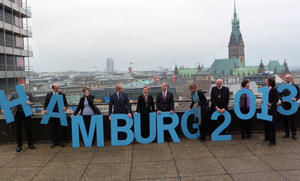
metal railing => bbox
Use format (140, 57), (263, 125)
(0, 97), (264, 119)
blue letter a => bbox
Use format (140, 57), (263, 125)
(40, 95), (68, 126)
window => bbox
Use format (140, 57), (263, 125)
(6, 55), (14, 70)
(0, 30), (4, 45)
(15, 35), (24, 48)
(16, 56), (24, 70)
(5, 33), (13, 47)
(14, 16), (23, 27)
(4, 9), (13, 24)
(0, 55), (5, 71)
(0, 79), (6, 89)
(0, 7), (3, 21)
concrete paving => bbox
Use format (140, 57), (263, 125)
(1, 132), (300, 181)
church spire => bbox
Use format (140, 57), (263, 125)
(234, 0), (237, 19)
(228, 0), (245, 67)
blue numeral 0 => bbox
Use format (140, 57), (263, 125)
(211, 111), (232, 141)
(234, 89), (256, 120)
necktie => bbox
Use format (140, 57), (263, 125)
(163, 92), (166, 102)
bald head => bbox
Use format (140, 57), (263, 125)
(285, 74), (293, 83)
(52, 83), (60, 92)
(216, 79), (223, 88)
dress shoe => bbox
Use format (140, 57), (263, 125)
(292, 135), (297, 140)
(28, 144), (35, 149)
(58, 143), (65, 147)
(283, 134), (289, 138)
(51, 143), (57, 148)
(268, 143), (276, 146)
(16, 147), (22, 152)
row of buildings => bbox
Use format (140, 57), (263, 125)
(174, 1), (290, 88)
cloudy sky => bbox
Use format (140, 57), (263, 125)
(29, 0), (300, 72)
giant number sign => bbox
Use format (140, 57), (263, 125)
(0, 84), (298, 147)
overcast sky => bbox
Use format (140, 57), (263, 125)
(29, 0), (300, 72)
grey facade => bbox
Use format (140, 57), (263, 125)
(0, 0), (32, 93)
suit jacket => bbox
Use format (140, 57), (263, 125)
(74, 95), (101, 115)
(156, 91), (174, 112)
(109, 92), (131, 115)
(190, 90), (208, 111)
(210, 86), (229, 111)
(269, 86), (279, 111)
(44, 92), (68, 112)
(10, 91), (33, 117)
(280, 83), (300, 110)
(136, 94), (155, 115)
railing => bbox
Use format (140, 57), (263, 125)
(0, 97), (264, 119)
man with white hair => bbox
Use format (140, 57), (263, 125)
(44, 83), (68, 148)
(210, 79), (230, 133)
(280, 74), (300, 140)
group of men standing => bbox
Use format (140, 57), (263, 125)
(2, 73), (300, 151)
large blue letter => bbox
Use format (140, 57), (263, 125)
(277, 84), (299, 116)
(257, 86), (272, 121)
(111, 114), (134, 146)
(234, 89), (256, 120)
(0, 85), (32, 124)
(40, 95), (68, 126)
(71, 115), (104, 148)
(134, 113), (156, 144)
(211, 111), (232, 141)
(157, 112), (180, 144)
(180, 109), (200, 139)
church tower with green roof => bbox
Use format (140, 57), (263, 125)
(228, 0), (245, 67)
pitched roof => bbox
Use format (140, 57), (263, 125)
(210, 58), (242, 76)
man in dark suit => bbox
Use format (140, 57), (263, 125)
(264, 77), (279, 146)
(210, 79), (230, 133)
(2, 84), (35, 152)
(44, 83), (68, 148)
(156, 83), (175, 141)
(109, 84), (132, 120)
(281, 74), (300, 140)
(156, 83), (174, 113)
(109, 84), (132, 140)
(136, 86), (155, 138)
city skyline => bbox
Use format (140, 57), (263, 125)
(30, 0), (300, 72)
